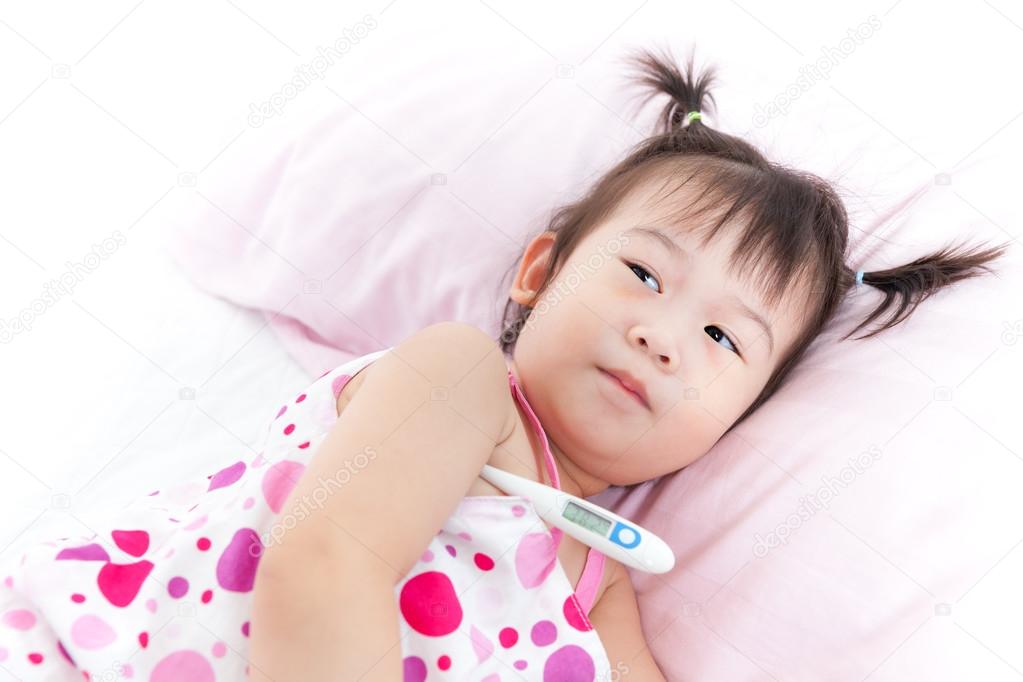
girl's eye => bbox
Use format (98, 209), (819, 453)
(705, 326), (740, 355)
(625, 261), (742, 356)
(627, 262), (661, 292)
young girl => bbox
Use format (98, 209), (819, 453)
(0, 47), (1009, 681)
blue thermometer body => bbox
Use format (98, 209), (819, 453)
(479, 464), (675, 574)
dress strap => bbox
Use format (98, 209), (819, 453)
(506, 369), (561, 491)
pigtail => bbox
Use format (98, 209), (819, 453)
(625, 44), (718, 135)
(842, 238), (1012, 341)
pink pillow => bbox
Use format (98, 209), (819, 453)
(167, 13), (1022, 680)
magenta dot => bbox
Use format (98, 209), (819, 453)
(241, 621), (250, 637)
(298, 441), (310, 449)
(167, 577), (189, 599)
(511, 504), (526, 517)
(437, 654), (451, 670)
(514, 659), (528, 670)
(201, 590), (213, 604)
(28, 652), (43, 664)
(275, 405), (287, 419)
(543, 644), (595, 681)
(499, 627), (518, 648)
(531, 619), (557, 646)
(399, 571), (463, 636)
(283, 423), (295, 435)
(473, 552), (495, 571)
(296, 393), (306, 403)
(70, 593), (85, 603)
(196, 537), (211, 551)
(421, 549), (434, 562)
(444, 545), (456, 557)
(403, 656), (427, 682)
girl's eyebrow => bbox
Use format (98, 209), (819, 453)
(624, 225), (776, 356)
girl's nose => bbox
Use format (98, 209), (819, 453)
(627, 326), (678, 372)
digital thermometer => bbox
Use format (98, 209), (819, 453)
(479, 464), (675, 574)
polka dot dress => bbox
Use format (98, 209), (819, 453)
(0, 347), (612, 680)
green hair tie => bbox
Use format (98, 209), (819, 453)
(687, 111), (702, 123)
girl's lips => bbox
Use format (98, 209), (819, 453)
(598, 368), (649, 410)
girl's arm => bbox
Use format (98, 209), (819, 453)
(588, 562), (669, 681)
(248, 322), (515, 681)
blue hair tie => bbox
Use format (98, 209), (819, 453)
(855, 270), (865, 286)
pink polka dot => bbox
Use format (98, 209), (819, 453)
(283, 423), (295, 435)
(196, 537), (211, 551)
(145, 599), (158, 613)
(542, 644), (594, 681)
(201, 590), (213, 604)
(2, 608), (36, 630)
(70, 614), (116, 650)
(216, 528), (262, 592)
(276, 405), (287, 419)
(437, 655), (451, 670)
(241, 621), (250, 637)
(211, 641), (227, 658)
(70, 593), (85, 603)
(297, 441), (310, 449)
(399, 571), (463, 636)
(421, 549), (434, 562)
(481, 675), (501, 682)
(296, 393), (306, 403)
(207, 461), (246, 492)
(261, 460), (305, 513)
(457, 531), (472, 541)
(530, 619), (557, 646)
(242, 497), (255, 509)
(474, 552), (495, 571)
(403, 656), (427, 682)
(27, 652), (43, 664)
(150, 650), (214, 682)
(184, 515), (207, 531)
(168, 577), (189, 599)
(445, 545), (456, 557)
(511, 504), (526, 517)
(470, 625), (493, 662)
(499, 627), (518, 648)
(514, 659), (528, 670)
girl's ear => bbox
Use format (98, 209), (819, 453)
(510, 231), (557, 307)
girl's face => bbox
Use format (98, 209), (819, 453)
(507, 180), (807, 491)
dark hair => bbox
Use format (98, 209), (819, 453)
(497, 44), (1011, 435)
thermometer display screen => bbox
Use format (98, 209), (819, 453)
(563, 501), (612, 535)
